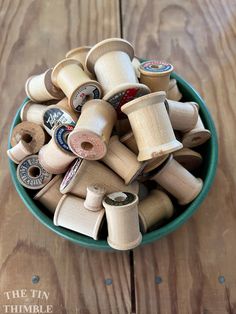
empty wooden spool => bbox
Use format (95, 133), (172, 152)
(139, 60), (174, 92)
(121, 92), (183, 161)
(152, 155), (203, 205)
(182, 116), (211, 148)
(84, 185), (106, 211)
(166, 79), (182, 101)
(68, 99), (117, 160)
(173, 148), (203, 172)
(7, 140), (32, 164)
(11, 121), (46, 154)
(20, 100), (47, 126)
(43, 103), (78, 136)
(51, 58), (102, 113)
(34, 175), (63, 214)
(25, 68), (64, 102)
(102, 135), (145, 184)
(54, 194), (105, 240)
(165, 99), (199, 131)
(60, 158), (139, 198)
(38, 124), (76, 174)
(65, 46), (94, 79)
(85, 38), (150, 116)
(103, 192), (142, 250)
(139, 189), (174, 233)
(17, 155), (52, 190)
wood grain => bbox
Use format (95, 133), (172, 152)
(0, 1), (131, 314)
(122, 0), (236, 313)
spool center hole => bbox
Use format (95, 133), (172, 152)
(81, 141), (93, 151)
(84, 95), (92, 102)
(29, 166), (40, 177)
(151, 64), (161, 69)
(22, 133), (32, 143)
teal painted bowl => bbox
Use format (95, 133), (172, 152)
(8, 72), (218, 250)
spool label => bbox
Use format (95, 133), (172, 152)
(140, 61), (173, 73)
(18, 156), (52, 189)
(54, 124), (74, 153)
(60, 158), (82, 191)
(43, 108), (75, 135)
(107, 88), (146, 119)
(72, 84), (101, 112)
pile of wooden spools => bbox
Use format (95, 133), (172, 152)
(8, 38), (211, 250)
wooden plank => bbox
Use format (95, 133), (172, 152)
(122, 0), (236, 313)
(0, 1), (131, 313)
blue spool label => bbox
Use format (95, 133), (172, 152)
(54, 124), (74, 153)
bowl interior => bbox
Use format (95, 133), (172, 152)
(8, 72), (218, 250)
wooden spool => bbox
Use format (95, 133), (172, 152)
(68, 99), (117, 160)
(38, 124), (76, 174)
(85, 38), (150, 117)
(7, 140), (32, 164)
(103, 192), (142, 250)
(34, 175), (63, 214)
(11, 121), (46, 154)
(54, 194), (105, 240)
(182, 116), (211, 148)
(121, 92), (183, 161)
(152, 155), (203, 205)
(17, 155), (52, 190)
(115, 118), (131, 136)
(102, 135), (145, 184)
(139, 189), (174, 233)
(84, 185), (106, 211)
(55, 97), (80, 118)
(25, 68), (64, 102)
(51, 58), (102, 113)
(65, 46), (94, 79)
(20, 100), (47, 125)
(165, 99), (199, 131)
(132, 56), (141, 78)
(166, 79), (182, 101)
(43, 103), (78, 136)
(173, 148), (203, 172)
(60, 158), (139, 198)
(139, 60), (174, 92)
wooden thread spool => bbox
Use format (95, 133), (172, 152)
(102, 135), (145, 184)
(152, 155), (203, 205)
(34, 175), (63, 214)
(7, 140), (32, 164)
(182, 116), (211, 148)
(139, 189), (174, 233)
(60, 158), (139, 198)
(173, 148), (203, 172)
(20, 100), (47, 125)
(120, 131), (169, 175)
(54, 194), (105, 240)
(68, 99), (117, 160)
(84, 185), (106, 211)
(165, 99), (199, 131)
(38, 124), (76, 174)
(103, 192), (142, 250)
(65, 46), (95, 79)
(85, 38), (150, 117)
(121, 92), (183, 161)
(132, 56), (141, 78)
(166, 79), (182, 101)
(115, 118), (131, 136)
(25, 68), (64, 102)
(139, 60), (174, 92)
(17, 155), (52, 190)
(43, 103), (78, 136)
(51, 58), (102, 113)
(55, 97), (80, 118)
(11, 121), (46, 154)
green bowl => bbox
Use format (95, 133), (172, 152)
(8, 72), (218, 250)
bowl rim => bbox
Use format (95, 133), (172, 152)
(8, 71), (218, 251)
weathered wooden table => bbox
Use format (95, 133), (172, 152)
(0, 1), (235, 313)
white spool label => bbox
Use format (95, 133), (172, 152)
(43, 108), (75, 135)
(71, 85), (101, 112)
